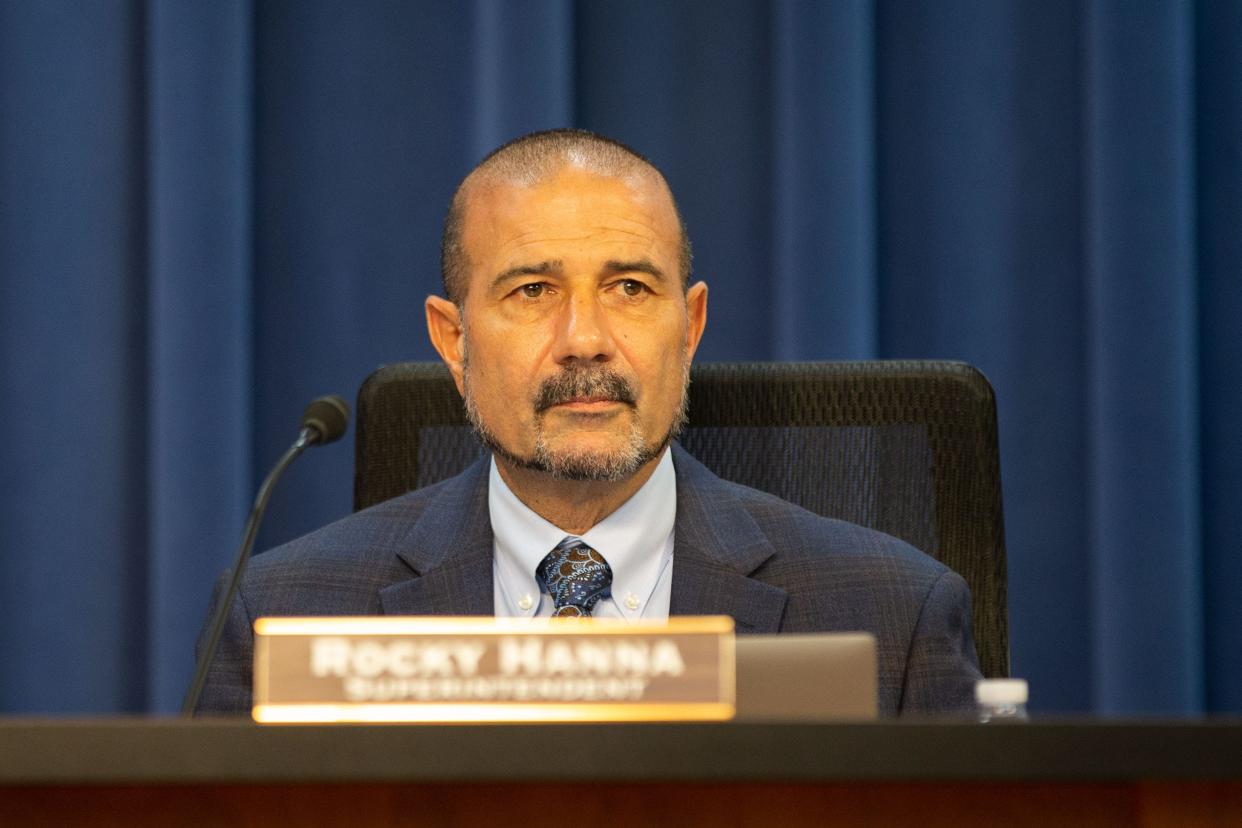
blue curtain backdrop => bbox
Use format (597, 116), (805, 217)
(0, 0), (1237, 715)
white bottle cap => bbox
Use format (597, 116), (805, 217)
(975, 678), (1029, 705)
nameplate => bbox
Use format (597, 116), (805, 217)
(252, 616), (735, 724)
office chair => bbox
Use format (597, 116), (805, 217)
(353, 361), (1009, 678)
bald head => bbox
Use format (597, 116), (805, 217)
(440, 128), (692, 304)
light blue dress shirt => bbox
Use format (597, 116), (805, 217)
(489, 448), (676, 621)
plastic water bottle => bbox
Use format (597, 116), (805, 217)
(975, 678), (1029, 722)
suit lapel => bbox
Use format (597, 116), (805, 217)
(375, 446), (790, 629)
(668, 445), (788, 633)
(379, 457), (495, 616)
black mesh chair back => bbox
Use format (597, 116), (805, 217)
(354, 361), (1009, 677)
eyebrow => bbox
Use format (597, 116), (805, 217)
(490, 258), (668, 291)
(491, 260), (564, 292)
(602, 259), (667, 282)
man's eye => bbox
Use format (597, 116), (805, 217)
(620, 279), (645, 297)
(520, 283), (545, 298)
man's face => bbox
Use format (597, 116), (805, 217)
(428, 165), (707, 481)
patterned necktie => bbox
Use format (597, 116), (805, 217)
(536, 536), (613, 617)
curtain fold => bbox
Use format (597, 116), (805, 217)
(1084, 0), (1202, 714)
(145, 0), (255, 714)
(1196, 0), (1242, 713)
(1, 0), (1237, 714)
(0, 1), (149, 712)
(469, 0), (575, 159)
(875, 0), (1094, 710)
(771, 0), (876, 360)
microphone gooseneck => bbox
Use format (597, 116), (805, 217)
(181, 395), (350, 716)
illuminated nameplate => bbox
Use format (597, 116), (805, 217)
(252, 616), (735, 724)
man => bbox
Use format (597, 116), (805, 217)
(195, 128), (982, 715)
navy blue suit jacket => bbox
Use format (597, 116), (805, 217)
(196, 444), (982, 715)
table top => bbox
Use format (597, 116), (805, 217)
(2, 718), (1241, 785)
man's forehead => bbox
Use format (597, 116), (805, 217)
(458, 166), (681, 263)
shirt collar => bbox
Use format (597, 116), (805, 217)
(489, 449), (676, 613)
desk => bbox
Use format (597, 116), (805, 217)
(2, 719), (1240, 826)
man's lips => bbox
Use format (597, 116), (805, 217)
(533, 367), (638, 412)
(553, 396), (624, 408)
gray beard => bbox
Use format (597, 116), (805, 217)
(462, 359), (689, 482)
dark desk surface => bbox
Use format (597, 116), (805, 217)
(2, 718), (1240, 785)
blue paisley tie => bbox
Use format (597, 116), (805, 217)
(536, 536), (613, 617)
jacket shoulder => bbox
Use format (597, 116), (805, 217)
(708, 472), (949, 581)
(236, 474), (458, 613)
(253, 482), (438, 568)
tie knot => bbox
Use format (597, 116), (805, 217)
(536, 537), (612, 617)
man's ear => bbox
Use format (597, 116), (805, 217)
(684, 281), (709, 360)
(425, 295), (466, 395)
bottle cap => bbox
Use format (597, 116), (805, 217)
(975, 678), (1029, 705)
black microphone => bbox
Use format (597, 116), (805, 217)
(181, 394), (350, 716)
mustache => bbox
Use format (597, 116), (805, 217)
(534, 365), (638, 412)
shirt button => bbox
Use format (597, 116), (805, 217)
(625, 592), (641, 611)
(518, 594), (533, 611)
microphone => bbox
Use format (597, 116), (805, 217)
(181, 394), (350, 716)
(300, 395), (349, 446)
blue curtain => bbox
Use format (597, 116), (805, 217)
(1, 0), (1237, 716)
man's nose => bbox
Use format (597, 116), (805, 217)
(553, 291), (616, 364)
